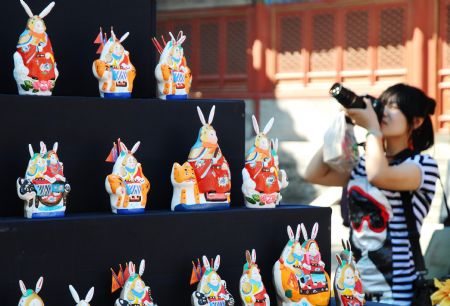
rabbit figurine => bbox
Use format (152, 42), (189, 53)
(105, 139), (150, 214)
(239, 249), (270, 306)
(18, 277), (44, 306)
(334, 240), (365, 306)
(14, 0), (58, 96)
(191, 255), (235, 306)
(17, 141), (70, 218)
(171, 105), (231, 211)
(242, 116), (288, 208)
(69, 285), (95, 306)
(112, 259), (157, 306)
(152, 31), (192, 100)
(93, 28), (136, 98)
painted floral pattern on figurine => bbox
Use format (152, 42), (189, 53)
(242, 116), (288, 208)
(93, 28), (136, 99)
(239, 249), (270, 306)
(334, 240), (365, 306)
(14, 0), (58, 96)
(18, 277), (44, 306)
(105, 139), (150, 214)
(191, 255), (235, 306)
(17, 141), (70, 219)
(69, 285), (95, 306)
(273, 223), (331, 306)
(171, 106), (231, 211)
(111, 260), (157, 306)
(152, 31), (192, 100)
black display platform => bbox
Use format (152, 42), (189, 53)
(330, 298), (390, 305)
(0, 205), (331, 305)
(0, 94), (245, 217)
(2, 0), (156, 97)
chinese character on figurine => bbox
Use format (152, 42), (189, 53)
(111, 260), (157, 306)
(152, 31), (192, 100)
(171, 105), (231, 211)
(239, 249), (270, 306)
(17, 141), (70, 218)
(18, 277), (44, 306)
(273, 223), (331, 306)
(105, 139), (150, 214)
(334, 240), (365, 306)
(69, 285), (95, 306)
(190, 255), (234, 306)
(14, 0), (58, 96)
(93, 28), (136, 98)
(242, 115), (288, 208)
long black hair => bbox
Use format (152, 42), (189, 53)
(378, 83), (436, 152)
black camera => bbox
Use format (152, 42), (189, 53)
(329, 83), (384, 123)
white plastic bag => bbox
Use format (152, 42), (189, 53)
(323, 111), (359, 172)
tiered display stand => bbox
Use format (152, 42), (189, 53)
(0, 95), (332, 305)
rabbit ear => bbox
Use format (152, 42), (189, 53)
(177, 35), (186, 45)
(311, 222), (319, 240)
(53, 142), (58, 153)
(262, 117), (274, 135)
(69, 285), (80, 303)
(139, 259), (145, 276)
(169, 32), (176, 42)
(38, 1), (55, 18)
(85, 286), (95, 303)
(273, 138), (279, 152)
(341, 239), (347, 250)
(28, 144), (34, 157)
(119, 32), (130, 43)
(19, 280), (27, 295)
(251, 249), (256, 263)
(202, 256), (210, 270)
(111, 28), (117, 41)
(346, 240), (352, 252)
(245, 250), (251, 265)
(40, 141), (47, 155)
(252, 115), (260, 134)
(131, 141), (140, 154)
(35, 276), (43, 294)
(20, 0), (34, 18)
(301, 223), (308, 241)
(120, 142), (129, 153)
(295, 224), (301, 242)
(208, 105), (215, 125)
(287, 225), (295, 241)
(336, 254), (342, 266)
(213, 255), (220, 271)
(197, 106), (207, 125)
(129, 261), (135, 275)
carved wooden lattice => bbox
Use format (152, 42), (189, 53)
(226, 20), (247, 74)
(344, 10), (369, 70)
(311, 13), (335, 71)
(200, 22), (219, 75)
(378, 7), (405, 69)
(278, 15), (302, 73)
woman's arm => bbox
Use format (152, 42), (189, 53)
(303, 146), (350, 187)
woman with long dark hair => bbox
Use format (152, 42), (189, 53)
(304, 84), (439, 305)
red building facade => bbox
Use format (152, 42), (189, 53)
(158, 0), (450, 131)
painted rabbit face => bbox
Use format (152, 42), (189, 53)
(27, 17), (46, 34)
(170, 45), (183, 62)
(208, 272), (221, 287)
(112, 42), (124, 57)
(255, 134), (269, 151)
(132, 277), (145, 293)
(308, 241), (319, 256)
(344, 267), (355, 287)
(48, 152), (59, 165)
(200, 126), (218, 144)
(249, 266), (261, 282)
(124, 154), (137, 170)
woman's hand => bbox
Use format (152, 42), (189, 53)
(345, 98), (381, 131)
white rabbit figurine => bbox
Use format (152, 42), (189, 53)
(105, 139), (150, 214)
(191, 255), (234, 306)
(18, 277), (44, 306)
(69, 285), (94, 306)
(171, 106), (231, 211)
(14, 0), (58, 95)
(239, 249), (270, 306)
(17, 141), (70, 218)
(242, 115), (288, 208)
(152, 31), (192, 100)
(112, 259), (157, 306)
(93, 28), (136, 98)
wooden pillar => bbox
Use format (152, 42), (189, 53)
(409, 0), (428, 90)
